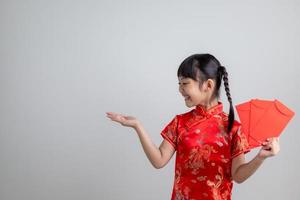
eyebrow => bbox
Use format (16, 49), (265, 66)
(178, 78), (189, 81)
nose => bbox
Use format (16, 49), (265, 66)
(179, 85), (184, 94)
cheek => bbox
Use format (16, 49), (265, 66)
(184, 87), (193, 95)
(190, 88), (203, 99)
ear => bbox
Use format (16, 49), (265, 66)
(206, 79), (215, 91)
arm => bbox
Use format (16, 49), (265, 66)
(134, 122), (176, 169)
(231, 137), (280, 184)
(106, 112), (176, 169)
(231, 153), (265, 183)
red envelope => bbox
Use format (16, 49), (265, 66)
(235, 99), (295, 149)
(249, 99), (273, 148)
(235, 101), (255, 147)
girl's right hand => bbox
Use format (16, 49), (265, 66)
(106, 112), (140, 129)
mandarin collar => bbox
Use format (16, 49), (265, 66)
(195, 101), (223, 118)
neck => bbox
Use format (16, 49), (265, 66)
(201, 99), (219, 110)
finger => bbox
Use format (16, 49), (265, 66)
(111, 117), (124, 124)
(264, 138), (274, 144)
(107, 114), (124, 123)
(272, 137), (279, 143)
(262, 141), (267, 146)
(262, 143), (270, 148)
(262, 140), (271, 146)
(107, 112), (124, 120)
(268, 139), (278, 146)
(106, 115), (113, 120)
(264, 138), (270, 144)
(262, 146), (272, 151)
(106, 113), (117, 120)
(264, 144), (272, 149)
(106, 112), (119, 116)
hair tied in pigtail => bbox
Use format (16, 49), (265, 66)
(218, 66), (225, 77)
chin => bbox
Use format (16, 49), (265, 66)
(185, 102), (195, 108)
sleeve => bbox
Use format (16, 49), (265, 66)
(160, 115), (179, 150)
(231, 124), (251, 159)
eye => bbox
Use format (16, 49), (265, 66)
(178, 82), (188, 85)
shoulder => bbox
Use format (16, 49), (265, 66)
(164, 109), (196, 127)
(220, 111), (242, 134)
(176, 109), (196, 120)
(220, 111), (241, 124)
(229, 120), (243, 139)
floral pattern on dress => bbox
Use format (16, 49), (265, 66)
(161, 101), (250, 200)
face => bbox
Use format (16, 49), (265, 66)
(178, 76), (213, 107)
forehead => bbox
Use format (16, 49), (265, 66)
(178, 76), (193, 81)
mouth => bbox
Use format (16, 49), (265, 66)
(183, 95), (191, 101)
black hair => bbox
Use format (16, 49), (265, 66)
(177, 53), (234, 133)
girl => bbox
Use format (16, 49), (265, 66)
(106, 54), (280, 200)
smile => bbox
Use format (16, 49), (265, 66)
(183, 96), (190, 100)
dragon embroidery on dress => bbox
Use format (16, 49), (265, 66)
(185, 144), (217, 174)
(206, 166), (230, 200)
(161, 102), (249, 199)
(232, 126), (249, 156)
(174, 166), (196, 200)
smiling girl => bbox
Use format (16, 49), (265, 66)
(106, 53), (280, 200)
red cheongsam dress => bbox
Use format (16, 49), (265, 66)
(160, 101), (250, 200)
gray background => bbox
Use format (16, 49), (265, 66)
(1, 0), (299, 199)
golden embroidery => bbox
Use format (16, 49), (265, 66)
(232, 126), (250, 157)
(206, 166), (231, 200)
(197, 176), (207, 182)
(161, 102), (246, 199)
(185, 144), (217, 174)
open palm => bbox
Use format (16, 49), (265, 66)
(106, 112), (139, 128)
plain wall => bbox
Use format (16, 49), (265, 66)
(1, 0), (299, 199)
